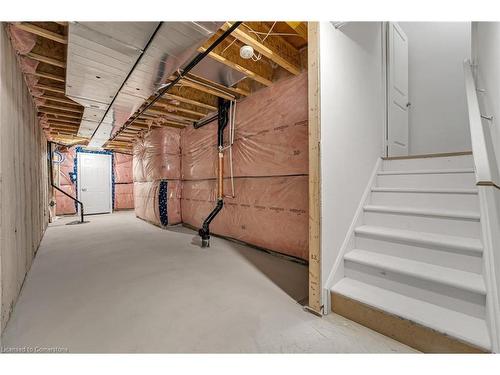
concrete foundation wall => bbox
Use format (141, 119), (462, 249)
(0, 23), (49, 333)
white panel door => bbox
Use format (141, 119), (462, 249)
(77, 153), (112, 215)
(387, 22), (409, 156)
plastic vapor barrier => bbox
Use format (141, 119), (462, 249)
(133, 128), (182, 225)
(132, 72), (308, 259)
(181, 72), (309, 259)
(133, 180), (182, 226)
(114, 153), (134, 210)
(55, 148), (77, 215)
(182, 176), (308, 259)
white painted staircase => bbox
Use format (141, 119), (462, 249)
(331, 154), (491, 352)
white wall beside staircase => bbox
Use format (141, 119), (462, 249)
(319, 22), (385, 297)
(399, 22), (472, 155)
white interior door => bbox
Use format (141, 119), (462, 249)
(77, 153), (112, 215)
(387, 22), (409, 156)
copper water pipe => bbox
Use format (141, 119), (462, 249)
(217, 151), (224, 199)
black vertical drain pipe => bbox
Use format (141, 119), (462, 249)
(47, 141), (85, 223)
(198, 98), (230, 247)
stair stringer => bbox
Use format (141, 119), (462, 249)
(322, 157), (382, 314)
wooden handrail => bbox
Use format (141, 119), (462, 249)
(463, 59), (500, 189)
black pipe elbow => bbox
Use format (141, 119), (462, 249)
(198, 199), (224, 247)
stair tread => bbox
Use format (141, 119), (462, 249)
(332, 278), (491, 350)
(363, 204), (480, 220)
(378, 168), (475, 175)
(355, 225), (483, 254)
(372, 187), (478, 194)
(345, 249), (486, 294)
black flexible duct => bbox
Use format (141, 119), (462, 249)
(198, 98), (230, 247)
(47, 141), (85, 223)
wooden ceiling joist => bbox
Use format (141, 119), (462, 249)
(41, 95), (79, 106)
(38, 109), (81, 120)
(285, 22), (308, 41)
(175, 78), (234, 100)
(48, 126), (78, 133)
(157, 100), (207, 117)
(146, 107), (195, 121)
(15, 22), (67, 44)
(189, 72), (248, 97)
(26, 52), (66, 68)
(50, 129), (78, 136)
(222, 22), (302, 75)
(35, 84), (65, 94)
(46, 118), (79, 125)
(39, 104), (83, 114)
(157, 121), (187, 129)
(199, 33), (274, 87)
(115, 133), (135, 139)
(46, 117), (81, 125)
(163, 92), (217, 112)
(32, 71), (65, 83)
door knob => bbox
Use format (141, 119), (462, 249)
(406, 102), (411, 108)
(82, 188), (87, 192)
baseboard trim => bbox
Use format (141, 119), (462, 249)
(382, 151), (472, 161)
(331, 291), (488, 353)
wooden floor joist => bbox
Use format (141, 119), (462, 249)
(38, 110), (81, 120)
(163, 92), (217, 112)
(46, 118), (81, 125)
(176, 78), (235, 100)
(33, 71), (65, 83)
(222, 22), (302, 75)
(26, 52), (66, 68)
(35, 84), (65, 94)
(26, 21), (308, 144)
(157, 101), (207, 117)
(199, 33), (274, 87)
(15, 22), (67, 44)
(39, 104), (83, 114)
(42, 95), (80, 106)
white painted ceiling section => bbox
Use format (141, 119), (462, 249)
(65, 22), (222, 148)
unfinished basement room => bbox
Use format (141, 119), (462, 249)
(0, 19), (411, 354)
(2, 3), (500, 368)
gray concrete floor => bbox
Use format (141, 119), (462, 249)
(1, 211), (416, 353)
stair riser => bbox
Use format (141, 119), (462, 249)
(344, 261), (486, 318)
(331, 291), (488, 353)
(363, 211), (481, 239)
(382, 155), (474, 171)
(376, 173), (476, 189)
(370, 191), (479, 212)
(355, 235), (483, 273)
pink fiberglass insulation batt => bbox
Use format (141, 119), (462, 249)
(132, 72), (308, 259)
(55, 186), (77, 215)
(133, 128), (181, 182)
(180, 72), (308, 259)
(114, 153), (134, 210)
(7, 24), (37, 55)
(55, 148), (77, 215)
(133, 180), (182, 226)
(115, 183), (134, 210)
(133, 127), (182, 225)
(114, 153), (133, 183)
(181, 72), (308, 180)
(181, 176), (308, 260)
